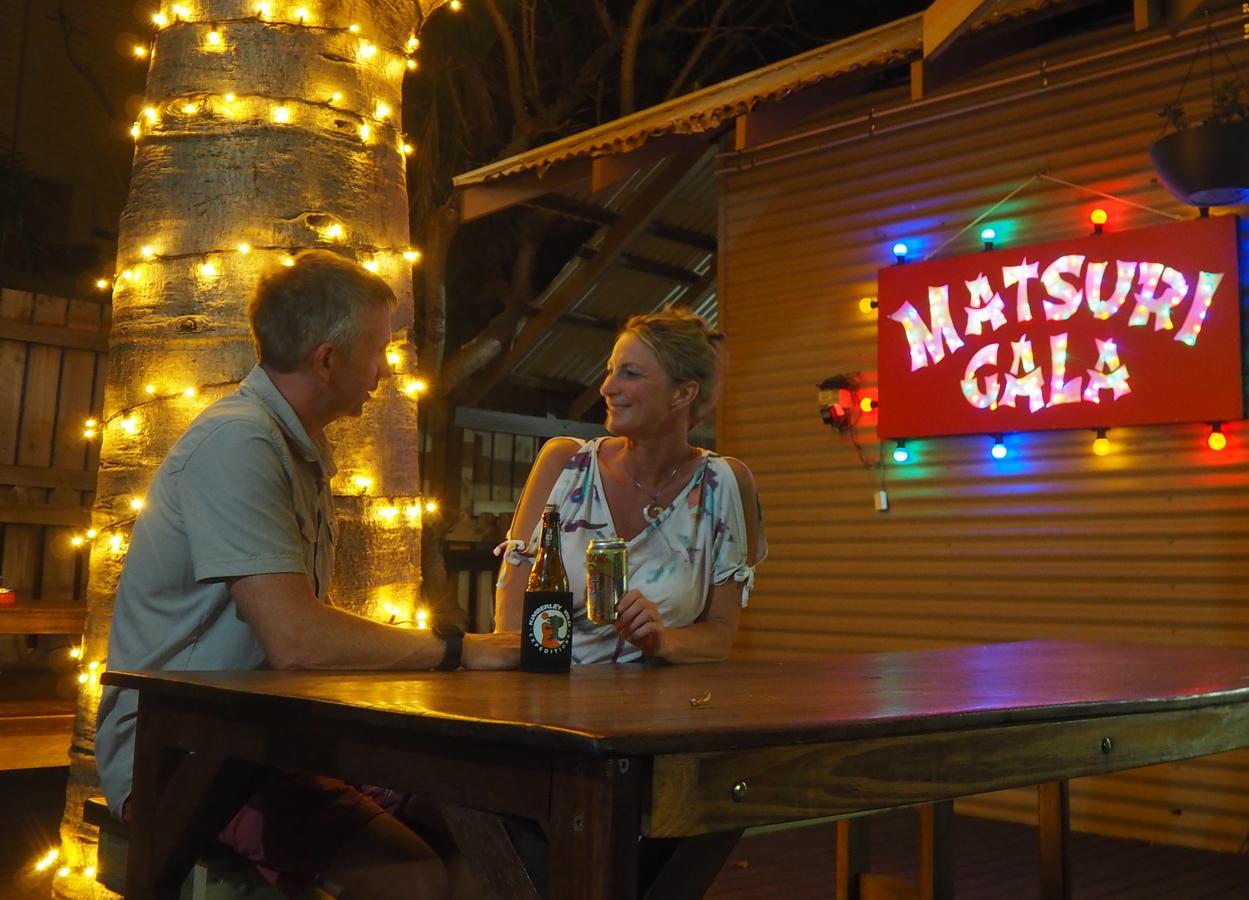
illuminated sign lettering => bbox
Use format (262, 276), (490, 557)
(876, 216), (1242, 439)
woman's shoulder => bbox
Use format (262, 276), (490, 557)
(704, 452), (756, 497)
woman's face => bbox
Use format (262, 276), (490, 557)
(601, 333), (687, 436)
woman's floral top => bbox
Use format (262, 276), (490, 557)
(497, 437), (766, 664)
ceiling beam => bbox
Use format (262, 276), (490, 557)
(923, 0), (994, 62)
(572, 247), (703, 284)
(457, 158), (591, 223)
(458, 141), (715, 408)
(526, 194), (717, 251)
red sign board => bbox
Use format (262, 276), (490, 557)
(876, 216), (1242, 439)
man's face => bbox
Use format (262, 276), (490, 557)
(327, 303), (391, 420)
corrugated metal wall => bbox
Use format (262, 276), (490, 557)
(718, 7), (1249, 852)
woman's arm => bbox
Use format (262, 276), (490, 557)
(493, 436), (582, 632)
(616, 457), (762, 663)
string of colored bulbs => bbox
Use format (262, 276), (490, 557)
(858, 206), (1232, 463)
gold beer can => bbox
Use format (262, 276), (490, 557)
(586, 538), (627, 625)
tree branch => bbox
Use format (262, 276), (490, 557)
(663, 0), (740, 101)
(51, 4), (117, 119)
(481, 0), (534, 131)
(620, 0), (659, 115)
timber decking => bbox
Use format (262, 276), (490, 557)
(707, 810), (1249, 899)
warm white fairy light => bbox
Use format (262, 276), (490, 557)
(449, 0), (462, 10)
(294, 7), (310, 23)
(198, 261), (219, 278)
(348, 23), (360, 33)
(120, 415), (139, 435)
(133, 45), (148, 59)
(83, 418), (97, 439)
(324, 223), (345, 240)
(402, 377), (427, 396)
(402, 142), (414, 156)
(130, 497), (145, 511)
(330, 91), (343, 104)
(152, 12), (169, 27)
(206, 30), (223, 47)
(416, 608), (429, 629)
(145, 384), (157, 394)
(71, 535), (85, 547)
(86, 529), (97, 539)
(387, 351), (401, 367)
(140, 245), (156, 260)
(280, 255), (295, 266)
(405, 504), (421, 521)
(358, 40), (377, 59)
(374, 101), (391, 119)
(272, 104), (291, 123)
(406, 35), (420, 52)
(144, 106), (158, 123)
(402, 248), (421, 262)
(171, 4), (191, 18)
(353, 475), (373, 492)
(183, 386), (197, 398)
(130, 122), (141, 139)
(406, 58), (418, 71)
(109, 534), (125, 553)
(224, 92), (235, 103)
(96, 278), (111, 290)
(255, 2), (271, 18)
(363, 258), (380, 272)
(56, 866), (71, 878)
(237, 242), (251, 254)
(359, 123), (371, 141)
(423, 499), (438, 514)
(70, 645), (82, 660)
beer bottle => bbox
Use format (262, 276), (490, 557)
(528, 504), (568, 592)
(521, 503), (573, 672)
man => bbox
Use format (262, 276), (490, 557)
(96, 250), (517, 898)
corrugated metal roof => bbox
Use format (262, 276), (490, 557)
(452, 0), (1073, 188)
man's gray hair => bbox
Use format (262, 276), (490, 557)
(248, 250), (397, 372)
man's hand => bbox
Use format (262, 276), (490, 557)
(462, 632), (521, 670)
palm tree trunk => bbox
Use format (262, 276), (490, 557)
(52, 2), (449, 893)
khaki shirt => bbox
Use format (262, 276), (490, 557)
(96, 365), (337, 816)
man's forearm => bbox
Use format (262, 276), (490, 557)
(275, 601), (446, 670)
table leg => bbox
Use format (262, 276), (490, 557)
(1038, 780), (1072, 900)
(640, 831), (743, 900)
(836, 817), (870, 900)
(546, 756), (640, 900)
(439, 804), (542, 900)
(919, 801), (954, 900)
(125, 695), (261, 900)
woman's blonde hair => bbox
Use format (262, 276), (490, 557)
(248, 249), (396, 372)
(621, 307), (724, 427)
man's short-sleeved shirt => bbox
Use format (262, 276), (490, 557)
(95, 365), (337, 816)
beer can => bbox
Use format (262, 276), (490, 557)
(586, 538), (627, 625)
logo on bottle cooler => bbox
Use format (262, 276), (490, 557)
(526, 604), (570, 654)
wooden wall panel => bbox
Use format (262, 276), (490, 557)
(0, 287), (107, 609)
(718, 8), (1249, 852)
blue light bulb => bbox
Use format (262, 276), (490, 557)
(893, 442), (910, 463)
(991, 439), (1007, 460)
(892, 242), (908, 259)
(981, 227), (996, 242)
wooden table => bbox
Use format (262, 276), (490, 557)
(104, 640), (1249, 900)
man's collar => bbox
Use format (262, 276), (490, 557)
(239, 365), (337, 476)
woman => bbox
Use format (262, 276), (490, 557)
(495, 307), (766, 664)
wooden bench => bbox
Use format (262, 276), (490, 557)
(83, 797), (283, 900)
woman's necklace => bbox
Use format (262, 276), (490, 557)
(627, 450), (693, 523)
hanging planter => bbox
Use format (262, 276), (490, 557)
(1148, 22), (1249, 208)
(1150, 118), (1249, 207)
